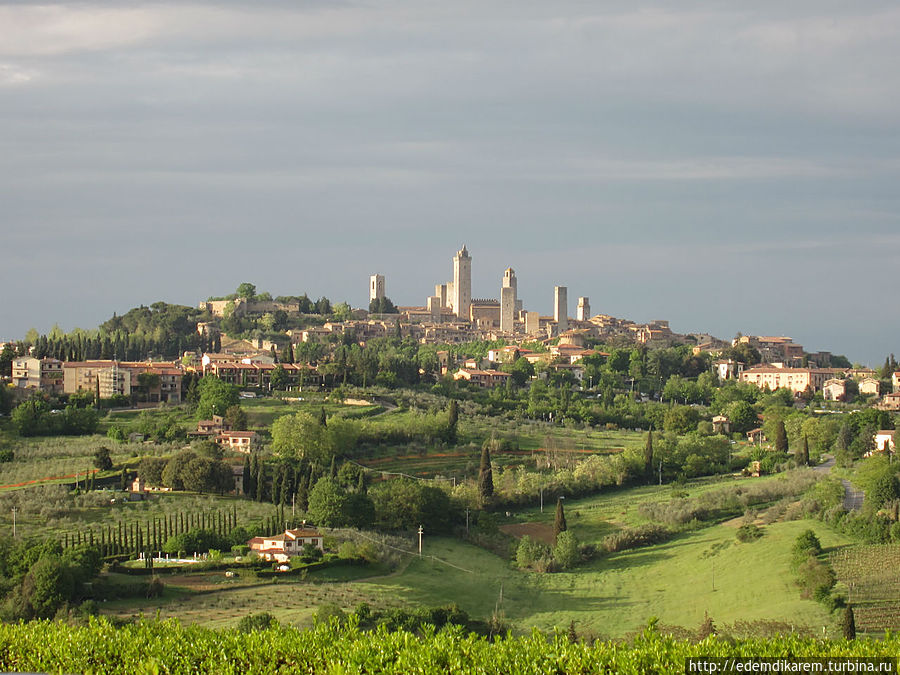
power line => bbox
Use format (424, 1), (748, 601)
(345, 529), (473, 574)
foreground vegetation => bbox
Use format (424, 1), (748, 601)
(0, 618), (896, 675)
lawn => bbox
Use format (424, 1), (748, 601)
(362, 518), (851, 638)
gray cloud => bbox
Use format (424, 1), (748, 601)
(1, 1), (899, 364)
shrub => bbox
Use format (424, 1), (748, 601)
(237, 612), (278, 633)
(602, 525), (672, 553)
(736, 524), (763, 543)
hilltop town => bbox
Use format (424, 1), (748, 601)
(3, 245), (890, 409)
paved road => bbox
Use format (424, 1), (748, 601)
(811, 455), (863, 511)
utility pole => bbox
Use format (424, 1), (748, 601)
(658, 459), (663, 486)
(417, 525), (423, 557)
(11, 507), (17, 538)
(465, 508), (470, 534)
(540, 488), (543, 513)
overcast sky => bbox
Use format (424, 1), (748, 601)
(2, 1), (899, 365)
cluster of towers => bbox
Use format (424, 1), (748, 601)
(370, 246), (590, 335)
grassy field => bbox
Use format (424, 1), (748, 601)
(93, 471), (853, 638)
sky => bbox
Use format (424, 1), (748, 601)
(2, 1), (899, 365)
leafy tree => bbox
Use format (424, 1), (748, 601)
(161, 450), (198, 491)
(21, 557), (75, 619)
(662, 406), (699, 434)
(236, 282), (257, 300)
(224, 405), (248, 431)
(270, 365), (288, 390)
(138, 457), (167, 486)
(723, 400), (758, 434)
(242, 456), (251, 496)
(369, 479), (453, 532)
(10, 399), (50, 437)
(93, 447), (113, 471)
(369, 297), (398, 314)
(196, 376), (240, 419)
(554, 498), (567, 542)
(307, 477), (358, 527)
(553, 530), (579, 570)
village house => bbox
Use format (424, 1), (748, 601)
(712, 415), (731, 435)
(452, 367), (512, 388)
(873, 430), (896, 455)
(247, 528), (324, 562)
(11, 357), (64, 394)
(197, 414), (231, 435)
(859, 378), (881, 396)
(215, 430), (260, 453)
(823, 379), (847, 402)
(880, 392), (900, 411)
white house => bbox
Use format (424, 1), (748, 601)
(247, 528), (324, 563)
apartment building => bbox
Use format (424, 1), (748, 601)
(11, 357), (64, 394)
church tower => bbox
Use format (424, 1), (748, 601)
(452, 245), (471, 320)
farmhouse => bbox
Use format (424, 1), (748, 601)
(247, 528), (324, 562)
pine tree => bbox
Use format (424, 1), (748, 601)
(479, 442), (494, 501)
(774, 420), (788, 453)
(644, 429), (654, 481)
(554, 497), (567, 542)
(840, 606), (856, 640)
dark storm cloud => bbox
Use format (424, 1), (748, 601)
(1, 1), (899, 363)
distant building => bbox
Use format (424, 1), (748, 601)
(823, 379), (847, 402)
(369, 274), (385, 303)
(713, 359), (744, 381)
(451, 246), (472, 320)
(554, 286), (568, 333)
(12, 357), (64, 394)
(215, 430), (260, 453)
(740, 366), (837, 394)
(247, 528), (324, 563)
(859, 378), (881, 396)
(500, 268), (517, 333)
(452, 368), (512, 388)
(576, 297), (590, 322)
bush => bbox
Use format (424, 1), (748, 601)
(237, 612), (278, 633)
(736, 524), (763, 543)
(602, 525), (672, 553)
(315, 603), (346, 625)
(553, 531), (580, 570)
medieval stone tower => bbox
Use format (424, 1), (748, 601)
(500, 267), (517, 333)
(369, 274), (385, 303)
(554, 286), (568, 333)
(452, 245), (471, 320)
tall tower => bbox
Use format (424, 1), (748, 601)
(577, 297), (590, 321)
(500, 268), (517, 333)
(554, 286), (568, 333)
(452, 245), (471, 321)
(369, 274), (385, 303)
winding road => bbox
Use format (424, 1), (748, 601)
(812, 455), (864, 511)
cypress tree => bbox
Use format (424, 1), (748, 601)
(644, 429), (654, 481)
(271, 467), (281, 505)
(242, 456), (252, 497)
(319, 407), (327, 427)
(840, 606), (856, 640)
(329, 456), (337, 478)
(774, 420), (788, 453)
(357, 470), (367, 494)
(447, 400), (459, 444)
(256, 463), (266, 502)
(479, 442), (494, 501)
(554, 497), (567, 542)
(297, 474), (309, 511)
(798, 436), (810, 467)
